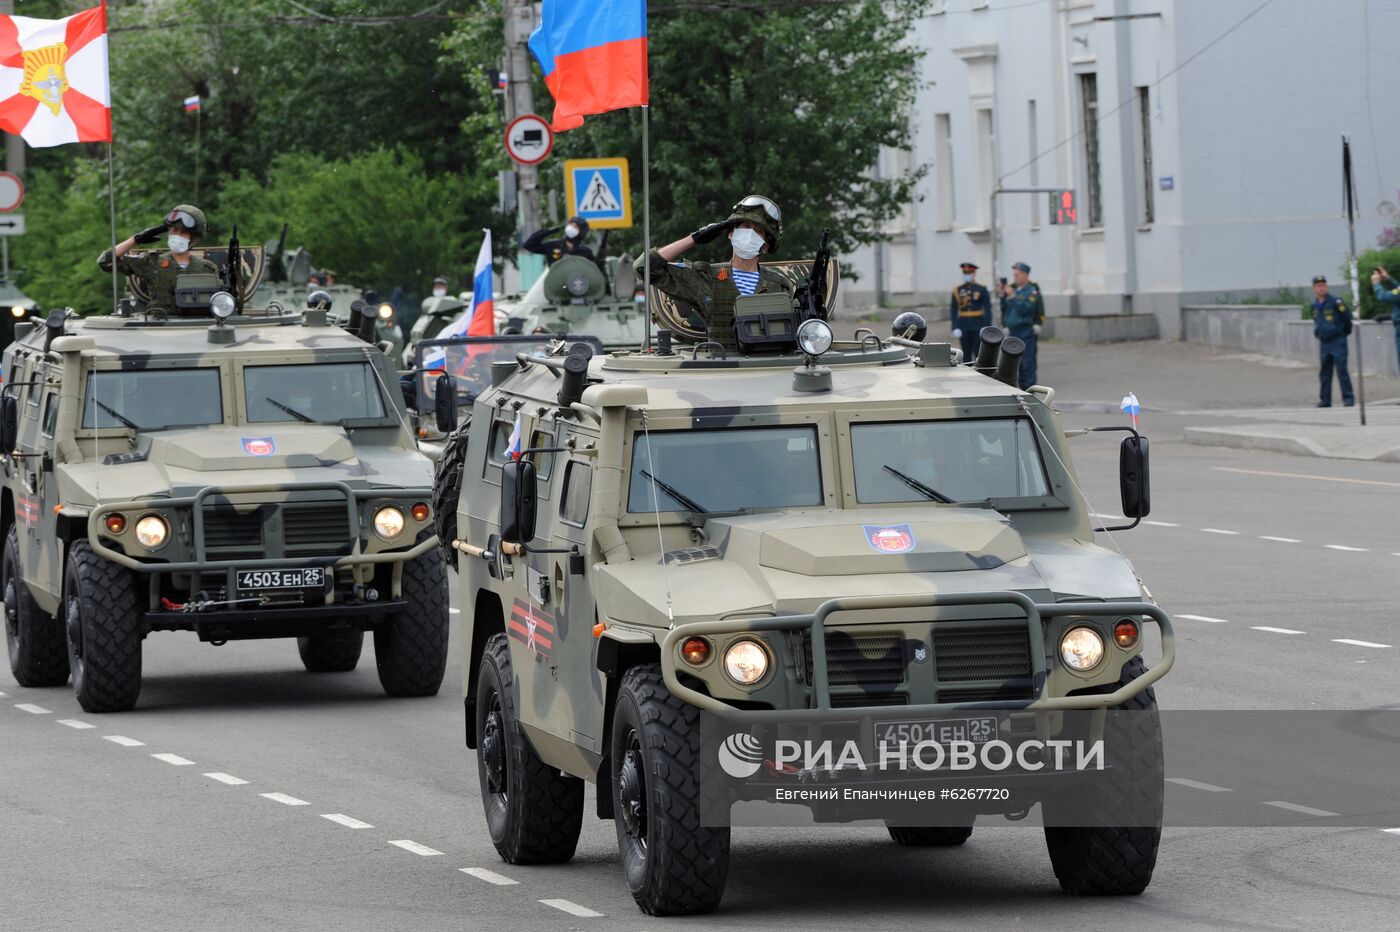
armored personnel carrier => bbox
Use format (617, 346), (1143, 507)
(490, 254), (646, 348)
(2, 256), (457, 712)
(433, 276), (1173, 914)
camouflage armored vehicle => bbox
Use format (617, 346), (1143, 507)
(489, 254), (647, 348)
(435, 294), (1173, 913)
(2, 264), (457, 713)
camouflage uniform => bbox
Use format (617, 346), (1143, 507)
(635, 251), (794, 353)
(97, 248), (220, 312)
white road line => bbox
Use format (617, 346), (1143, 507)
(459, 867), (519, 886)
(1325, 544), (1369, 552)
(15, 703), (51, 714)
(388, 840), (443, 856)
(1177, 614), (1230, 624)
(103, 735), (145, 747)
(321, 813), (373, 829)
(1166, 777), (1232, 792)
(1263, 801), (1339, 818)
(260, 792), (309, 806)
(1332, 638), (1392, 649)
(204, 772), (250, 785)
(152, 753), (195, 766)
(1259, 536), (1302, 543)
(0, 689), (7, 697)
(539, 899), (603, 918)
(1251, 626), (1305, 635)
(1200, 528), (1240, 536)
(1384, 828), (1400, 836)
(1213, 466), (1400, 488)
(57, 719), (95, 729)
(1143, 520), (1179, 527)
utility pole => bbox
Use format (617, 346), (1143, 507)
(503, 0), (542, 239)
(1342, 135), (1366, 426)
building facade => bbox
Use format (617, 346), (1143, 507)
(848, 0), (1400, 337)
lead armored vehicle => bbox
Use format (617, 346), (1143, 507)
(436, 287), (1171, 914)
(2, 256), (455, 712)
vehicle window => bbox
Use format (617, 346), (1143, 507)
(529, 428), (554, 480)
(487, 418), (515, 466)
(42, 393), (57, 437)
(244, 362), (386, 424)
(850, 419), (1050, 504)
(560, 461), (592, 526)
(11, 358), (28, 404)
(23, 359), (39, 406)
(627, 426), (822, 514)
(82, 368), (224, 431)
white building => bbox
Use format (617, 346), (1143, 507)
(848, 0), (1400, 337)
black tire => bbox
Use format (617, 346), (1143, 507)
(297, 630), (364, 672)
(1043, 656), (1163, 895)
(373, 541), (449, 697)
(887, 824), (973, 847)
(64, 540), (142, 713)
(612, 664), (730, 916)
(475, 633), (584, 863)
(432, 414), (471, 569)
(4, 526), (68, 687)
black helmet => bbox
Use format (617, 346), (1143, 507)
(566, 216), (589, 238)
(892, 311), (927, 341)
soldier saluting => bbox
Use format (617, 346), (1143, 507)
(949, 261), (991, 360)
(98, 205), (219, 313)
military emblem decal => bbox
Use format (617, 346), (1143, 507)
(864, 524), (916, 554)
(241, 436), (276, 456)
(510, 597), (554, 659)
(912, 644), (929, 664)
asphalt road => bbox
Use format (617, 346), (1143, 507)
(5, 343), (1400, 931)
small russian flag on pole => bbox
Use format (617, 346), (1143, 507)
(505, 414), (524, 460)
(1120, 392), (1141, 428)
(183, 95), (201, 112)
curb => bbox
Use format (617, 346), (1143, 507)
(1183, 426), (1400, 462)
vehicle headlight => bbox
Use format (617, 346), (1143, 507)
(1060, 626), (1105, 672)
(373, 506), (406, 540)
(134, 514), (169, 549)
(377, 303), (395, 321)
(796, 318), (833, 357)
(723, 639), (769, 685)
(210, 291), (237, 319)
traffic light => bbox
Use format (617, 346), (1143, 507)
(1049, 189), (1078, 225)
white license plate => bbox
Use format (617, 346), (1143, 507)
(875, 716), (999, 748)
(236, 568), (325, 592)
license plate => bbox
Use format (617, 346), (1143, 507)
(875, 716), (999, 748)
(236, 568), (325, 592)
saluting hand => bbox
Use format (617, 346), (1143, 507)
(132, 222), (170, 246)
(691, 219), (736, 246)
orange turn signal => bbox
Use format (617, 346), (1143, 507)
(681, 637), (712, 666)
(592, 622), (606, 639)
(411, 502), (430, 522)
(105, 513), (127, 534)
(1114, 619), (1140, 649)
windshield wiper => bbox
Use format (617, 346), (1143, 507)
(265, 397), (315, 423)
(639, 469), (709, 514)
(882, 464), (954, 503)
(94, 399), (141, 431)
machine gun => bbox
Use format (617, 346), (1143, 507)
(793, 227), (831, 321)
(223, 224), (243, 314)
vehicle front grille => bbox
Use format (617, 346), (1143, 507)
(283, 503), (353, 550)
(201, 509), (263, 560)
(830, 692), (907, 708)
(933, 625), (1034, 703)
(803, 632), (905, 689)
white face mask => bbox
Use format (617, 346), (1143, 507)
(168, 233), (191, 253)
(731, 227), (766, 260)
(962, 273), (974, 283)
(564, 224), (580, 239)
(432, 287), (447, 297)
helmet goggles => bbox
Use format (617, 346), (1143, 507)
(731, 195), (781, 224)
(165, 209), (198, 231)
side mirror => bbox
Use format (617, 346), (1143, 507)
(399, 375), (417, 414)
(434, 375), (459, 433)
(500, 459), (538, 545)
(1119, 435), (1151, 518)
(0, 394), (17, 452)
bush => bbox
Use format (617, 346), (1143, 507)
(1353, 246), (1400, 319)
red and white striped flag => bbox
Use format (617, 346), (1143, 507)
(0, 3), (110, 148)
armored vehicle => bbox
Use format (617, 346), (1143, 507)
(490, 254), (646, 348)
(436, 293), (1173, 913)
(2, 264), (456, 713)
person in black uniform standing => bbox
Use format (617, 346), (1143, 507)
(949, 261), (992, 361)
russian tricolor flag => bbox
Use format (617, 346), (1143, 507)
(437, 231), (495, 342)
(528, 0), (648, 132)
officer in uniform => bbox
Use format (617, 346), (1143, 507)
(98, 205), (219, 313)
(998, 261), (1045, 389)
(949, 261), (991, 361)
(1311, 274), (1354, 407)
(522, 215), (595, 265)
(635, 194), (794, 353)
(1370, 265), (1400, 371)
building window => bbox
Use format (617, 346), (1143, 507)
(1137, 86), (1154, 225)
(1027, 99), (1039, 190)
(976, 108), (995, 226)
(935, 113), (955, 228)
(1079, 73), (1102, 227)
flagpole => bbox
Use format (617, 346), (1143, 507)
(193, 104), (201, 204)
(106, 142), (119, 310)
(642, 104), (651, 352)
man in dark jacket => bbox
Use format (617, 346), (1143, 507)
(522, 215), (595, 265)
(1311, 274), (1354, 407)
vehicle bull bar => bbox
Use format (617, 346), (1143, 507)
(658, 591), (1174, 720)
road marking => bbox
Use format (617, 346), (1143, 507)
(388, 840), (443, 856)
(204, 772), (249, 785)
(0, 690), (7, 697)
(1384, 828), (1400, 836)
(1200, 528), (1240, 536)
(1213, 466), (1400, 488)
(15, 703), (51, 714)
(261, 792), (309, 806)
(1264, 801), (1339, 818)
(1332, 639), (1392, 649)
(540, 899), (603, 918)
(103, 735), (145, 747)
(1251, 626), (1305, 635)
(321, 813), (373, 829)
(1325, 544), (1369, 552)
(57, 719), (95, 729)
(152, 753), (195, 766)
(1259, 536), (1302, 543)
(459, 867), (519, 886)
(1143, 520), (1179, 527)
(1178, 614), (1230, 624)
(1166, 777), (1232, 792)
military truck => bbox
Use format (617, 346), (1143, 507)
(434, 286), (1173, 913)
(2, 258), (456, 712)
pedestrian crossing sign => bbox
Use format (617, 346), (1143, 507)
(563, 158), (632, 229)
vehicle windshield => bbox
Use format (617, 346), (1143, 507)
(628, 426), (823, 513)
(851, 419), (1050, 503)
(82, 368), (223, 431)
(244, 362), (387, 424)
